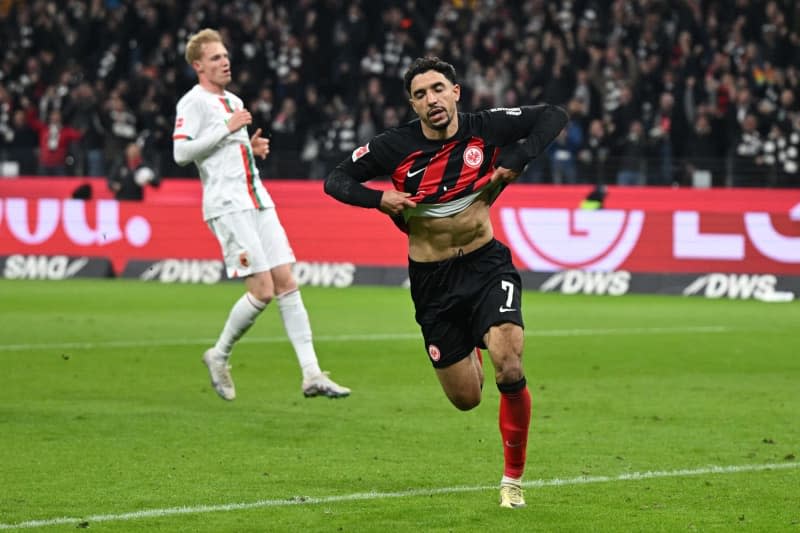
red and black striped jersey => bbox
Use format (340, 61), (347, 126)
(327, 104), (568, 208)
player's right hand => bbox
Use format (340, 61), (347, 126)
(227, 109), (252, 132)
(379, 190), (416, 216)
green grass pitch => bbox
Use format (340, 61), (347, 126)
(0, 279), (798, 532)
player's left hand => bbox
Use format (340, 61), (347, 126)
(379, 190), (416, 216)
(250, 128), (270, 159)
(490, 166), (520, 185)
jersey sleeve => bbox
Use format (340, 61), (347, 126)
(477, 105), (569, 172)
(336, 131), (396, 181)
(172, 96), (230, 166)
(323, 132), (396, 208)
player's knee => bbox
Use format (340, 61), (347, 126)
(271, 266), (298, 295)
(274, 281), (298, 297)
(493, 355), (524, 384)
(250, 288), (275, 305)
(448, 389), (481, 411)
(451, 396), (481, 411)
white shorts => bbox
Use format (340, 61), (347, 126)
(207, 208), (295, 278)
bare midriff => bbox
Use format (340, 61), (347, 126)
(407, 194), (494, 262)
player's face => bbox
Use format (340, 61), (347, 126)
(195, 41), (231, 91)
(408, 70), (460, 139)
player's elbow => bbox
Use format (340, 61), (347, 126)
(551, 104), (569, 129)
(323, 169), (341, 197)
(173, 146), (192, 167)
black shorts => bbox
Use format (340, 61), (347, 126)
(408, 239), (524, 369)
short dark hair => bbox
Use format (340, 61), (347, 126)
(403, 57), (457, 96)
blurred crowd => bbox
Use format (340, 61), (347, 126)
(1, 0), (799, 189)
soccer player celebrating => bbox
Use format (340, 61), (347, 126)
(325, 57), (567, 507)
(173, 28), (350, 401)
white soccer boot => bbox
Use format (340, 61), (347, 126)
(203, 348), (235, 401)
(302, 371), (351, 398)
(499, 483), (526, 508)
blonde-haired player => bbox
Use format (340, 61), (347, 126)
(173, 28), (350, 400)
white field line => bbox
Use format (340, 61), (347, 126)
(0, 462), (796, 530)
(0, 325), (731, 352)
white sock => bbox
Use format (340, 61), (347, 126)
(501, 475), (522, 487)
(214, 292), (266, 358)
(277, 290), (322, 380)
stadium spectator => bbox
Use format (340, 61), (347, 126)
(778, 122), (800, 187)
(646, 92), (676, 185)
(268, 97), (305, 178)
(106, 142), (159, 201)
(63, 82), (106, 177)
(686, 112), (725, 187)
(572, 69), (601, 121)
(732, 113), (766, 187)
(382, 105), (402, 129)
(102, 92), (138, 170)
(763, 121), (800, 187)
(356, 106), (377, 145)
(319, 107), (358, 178)
(731, 84), (757, 134)
(28, 108), (82, 176)
(616, 120), (647, 186)
(249, 87), (275, 130)
(2, 109), (38, 175)
(362, 76), (389, 128)
(471, 65), (507, 109)
(578, 118), (610, 185)
(0, 0), (798, 187)
(298, 84), (326, 179)
(771, 88), (797, 131)
(172, 28), (350, 402)
(324, 56), (568, 509)
(135, 81), (172, 181)
(610, 84), (640, 147)
(547, 115), (583, 184)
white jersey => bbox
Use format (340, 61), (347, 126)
(173, 85), (274, 220)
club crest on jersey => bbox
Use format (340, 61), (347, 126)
(463, 146), (484, 168)
(351, 143), (370, 162)
(175, 117), (184, 128)
(428, 344), (441, 362)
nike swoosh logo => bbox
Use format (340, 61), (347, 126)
(505, 441), (522, 448)
(407, 167), (425, 178)
(499, 306), (517, 313)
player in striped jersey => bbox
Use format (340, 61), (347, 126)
(325, 57), (567, 508)
(173, 28), (350, 401)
